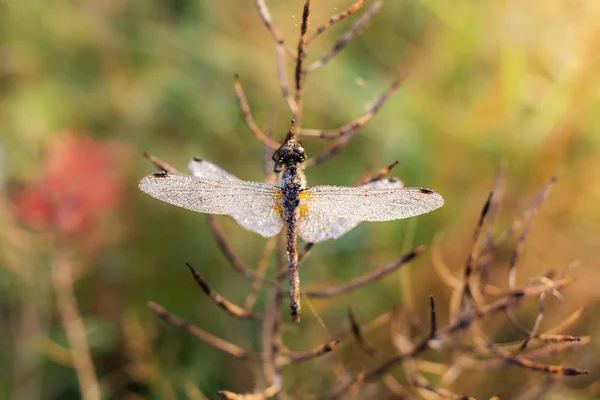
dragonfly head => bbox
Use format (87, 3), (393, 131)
(272, 120), (306, 171)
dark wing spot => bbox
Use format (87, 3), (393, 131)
(152, 171), (169, 178)
(389, 178), (399, 183)
(193, 156), (203, 162)
(419, 188), (434, 194)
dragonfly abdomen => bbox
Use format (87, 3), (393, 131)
(280, 163), (305, 322)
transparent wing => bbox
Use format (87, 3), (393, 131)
(297, 180), (443, 242)
(187, 157), (240, 181)
(139, 173), (283, 237)
(298, 178), (406, 243)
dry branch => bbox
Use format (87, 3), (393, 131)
(147, 301), (255, 360)
(294, 0), (311, 123)
(206, 215), (278, 287)
(245, 237), (277, 311)
(305, 245), (425, 298)
(282, 339), (340, 364)
(304, 77), (403, 167)
(234, 75), (280, 149)
(354, 160), (399, 186)
(307, 0), (383, 72)
(301, 77), (402, 140)
(484, 339), (588, 376)
(348, 308), (378, 356)
(411, 373), (475, 400)
(186, 262), (261, 319)
(52, 254), (101, 400)
(459, 191), (492, 309)
(308, 0), (366, 43)
(143, 152), (180, 174)
(254, 0), (298, 114)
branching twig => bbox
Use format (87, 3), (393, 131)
(186, 263), (261, 320)
(508, 176), (557, 291)
(301, 77), (402, 140)
(483, 338), (588, 376)
(253, 0), (298, 114)
(459, 191), (492, 309)
(308, 0), (366, 43)
(305, 245), (425, 298)
(245, 237), (277, 311)
(147, 301), (256, 360)
(307, 0), (383, 72)
(206, 215), (278, 287)
(283, 339), (340, 364)
(304, 77), (403, 167)
(143, 152), (180, 174)
(234, 75), (280, 149)
(326, 278), (574, 399)
(411, 373), (476, 400)
(348, 308), (377, 356)
(294, 0), (311, 125)
(354, 160), (399, 186)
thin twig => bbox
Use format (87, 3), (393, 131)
(508, 176), (557, 290)
(298, 242), (314, 265)
(354, 160), (400, 186)
(347, 308), (378, 356)
(483, 337), (588, 376)
(206, 215), (278, 287)
(304, 77), (403, 167)
(428, 295), (437, 339)
(52, 253), (101, 400)
(494, 175), (558, 246)
(305, 245), (425, 298)
(282, 339), (340, 364)
(301, 77), (402, 140)
(254, 0), (298, 114)
(234, 75), (280, 149)
(326, 280), (573, 399)
(294, 0), (311, 125)
(458, 337), (590, 370)
(244, 237), (277, 311)
(261, 233), (287, 398)
(411, 373), (476, 400)
(307, 0), (383, 71)
(431, 233), (462, 290)
(545, 307), (585, 335)
(504, 176), (557, 339)
(143, 152), (180, 174)
(518, 292), (546, 351)
(186, 263), (261, 319)
(263, 109), (277, 176)
(308, 0), (366, 43)
(147, 301), (256, 360)
(514, 376), (556, 400)
(459, 191), (492, 308)
(478, 164), (506, 280)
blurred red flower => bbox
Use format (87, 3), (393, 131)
(11, 134), (124, 240)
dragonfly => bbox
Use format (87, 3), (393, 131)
(139, 121), (444, 322)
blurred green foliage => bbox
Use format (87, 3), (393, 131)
(1, 0), (600, 399)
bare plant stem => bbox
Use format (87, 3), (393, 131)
(51, 252), (101, 400)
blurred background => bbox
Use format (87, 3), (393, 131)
(1, 0), (599, 399)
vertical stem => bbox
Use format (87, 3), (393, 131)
(51, 252), (101, 400)
(294, 0), (311, 128)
